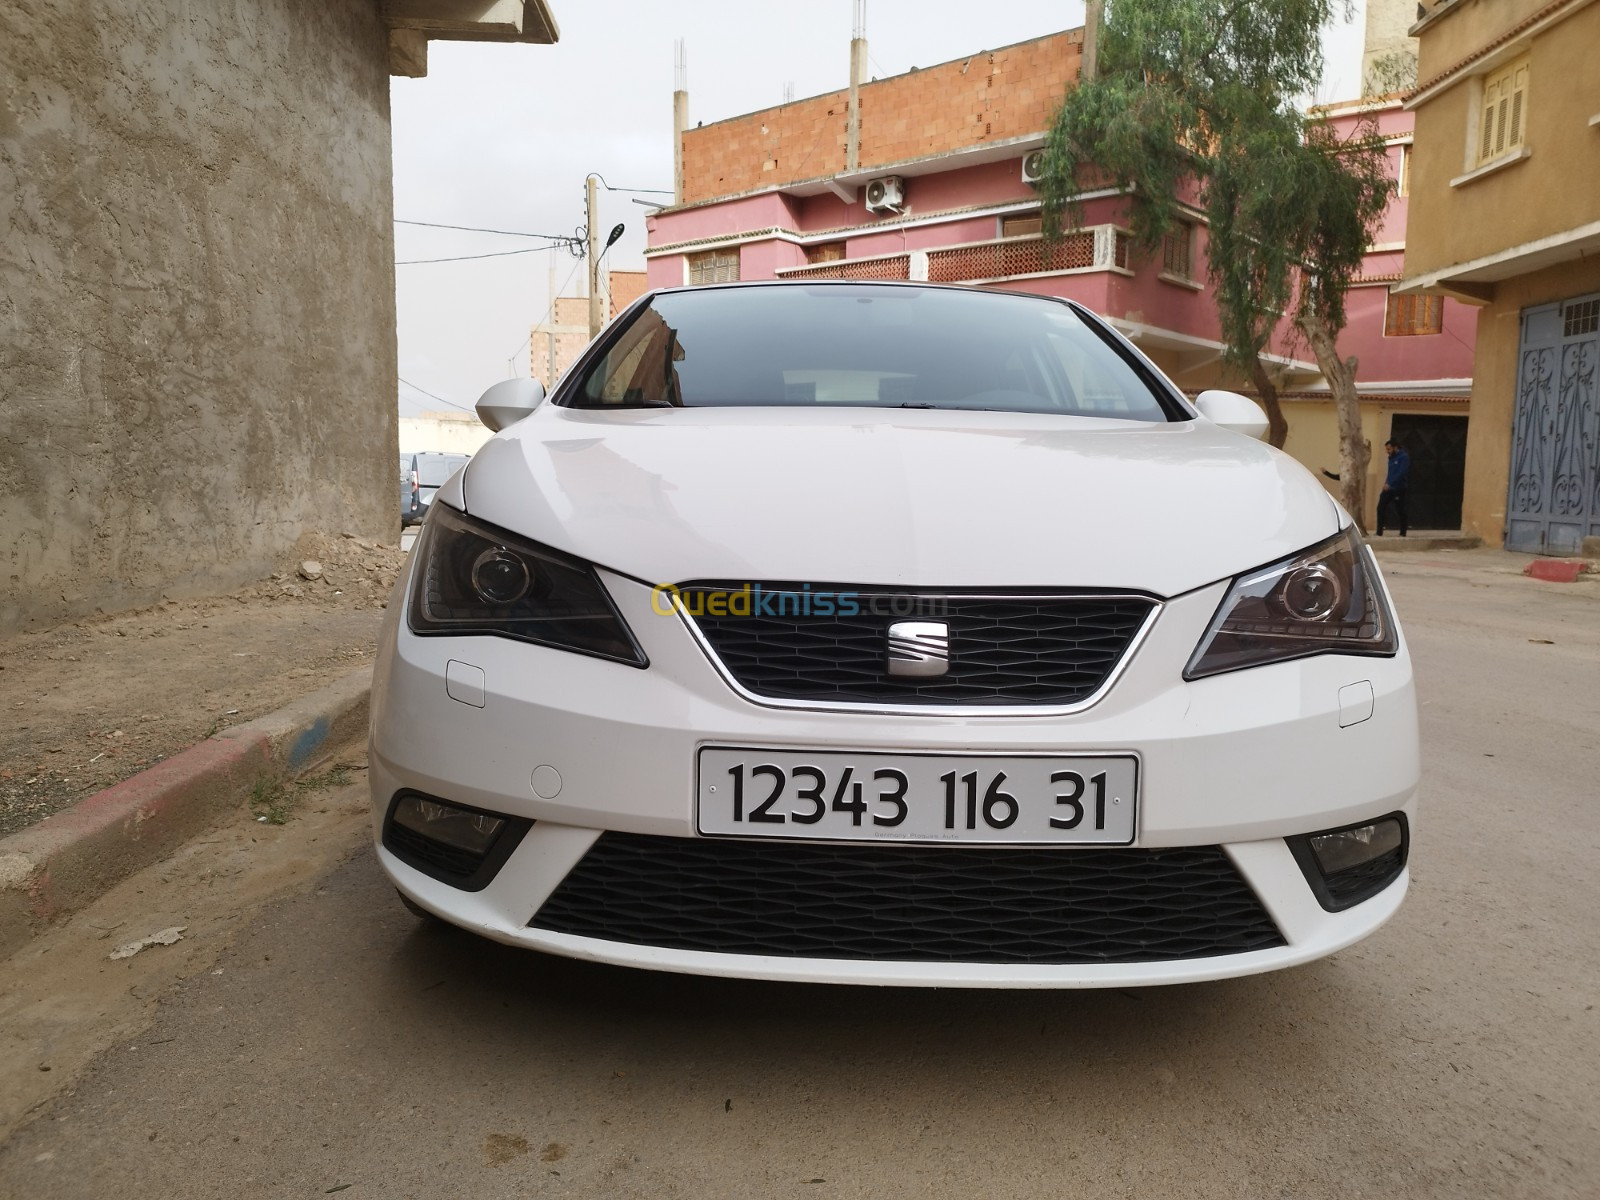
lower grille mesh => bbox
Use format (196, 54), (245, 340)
(386, 821), (484, 881)
(531, 833), (1284, 965)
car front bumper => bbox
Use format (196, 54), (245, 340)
(370, 562), (1419, 988)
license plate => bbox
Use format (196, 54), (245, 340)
(696, 747), (1138, 845)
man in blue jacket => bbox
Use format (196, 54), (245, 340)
(1377, 439), (1411, 537)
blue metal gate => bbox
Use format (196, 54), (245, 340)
(1506, 294), (1600, 554)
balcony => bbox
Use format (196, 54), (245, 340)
(781, 252), (911, 281)
(774, 226), (1132, 286)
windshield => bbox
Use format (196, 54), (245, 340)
(567, 284), (1176, 421)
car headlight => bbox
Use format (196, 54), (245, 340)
(407, 503), (647, 667)
(1184, 528), (1397, 680)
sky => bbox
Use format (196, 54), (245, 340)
(391, 0), (1368, 419)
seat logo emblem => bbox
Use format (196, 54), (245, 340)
(887, 621), (950, 677)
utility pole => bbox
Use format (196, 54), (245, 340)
(546, 246), (557, 385)
(586, 175), (601, 340)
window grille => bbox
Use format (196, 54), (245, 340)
(1161, 224), (1193, 279)
(1563, 298), (1600, 338)
(687, 248), (740, 285)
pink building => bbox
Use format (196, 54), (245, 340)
(645, 34), (1477, 528)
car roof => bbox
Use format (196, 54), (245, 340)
(644, 278), (1071, 303)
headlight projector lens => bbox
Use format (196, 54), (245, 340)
(471, 548), (531, 605)
(1280, 564), (1342, 621)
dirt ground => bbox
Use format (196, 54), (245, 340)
(0, 532), (406, 839)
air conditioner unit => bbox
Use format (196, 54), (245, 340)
(864, 175), (905, 214)
(1021, 150), (1047, 186)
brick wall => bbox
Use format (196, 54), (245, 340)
(680, 29), (1082, 205)
(529, 296), (591, 389)
(609, 269), (648, 316)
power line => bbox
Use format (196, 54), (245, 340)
(588, 172), (673, 196)
(396, 245), (554, 266)
(398, 375), (473, 413)
(395, 218), (581, 240)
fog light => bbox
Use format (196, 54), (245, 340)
(1289, 813), (1408, 912)
(383, 791), (532, 891)
(1310, 819), (1402, 874)
(393, 795), (505, 854)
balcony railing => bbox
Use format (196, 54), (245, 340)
(780, 253), (911, 281)
(773, 226), (1131, 287)
(929, 230), (1093, 281)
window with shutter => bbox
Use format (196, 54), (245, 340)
(806, 242), (846, 264)
(1476, 57), (1529, 166)
(1385, 292), (1444, 337)
(1000, 212), (1044, 238)
(687, 247), (740, 285)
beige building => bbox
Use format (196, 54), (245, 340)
(1398, 0), (1600, 553)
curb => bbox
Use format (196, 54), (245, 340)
(1366, 535), (1483, 552)
(0, 666), (372, 958)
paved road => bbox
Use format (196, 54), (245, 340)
(2, 551), (1597, 1198)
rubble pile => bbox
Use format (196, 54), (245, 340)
(249, 531), (408, 610)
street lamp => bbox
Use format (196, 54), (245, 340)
(586, 173), (671, 338)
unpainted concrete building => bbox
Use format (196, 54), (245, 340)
(0, 0), (557, 635)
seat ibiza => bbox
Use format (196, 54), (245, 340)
(371, 281), (1418, 988)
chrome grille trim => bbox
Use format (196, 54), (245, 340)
(672, 589), (1163, 717)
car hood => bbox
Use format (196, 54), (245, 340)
(460, 405), (1340, 597)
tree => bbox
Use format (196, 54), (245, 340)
(1039, 0), (1392, 527)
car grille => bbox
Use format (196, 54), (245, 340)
(530, 834), (1284, 965)
(678, 584), (1156, 706)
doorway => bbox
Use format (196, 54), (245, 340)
(1388, 412), (1468, 531)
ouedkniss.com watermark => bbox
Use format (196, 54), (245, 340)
(650, 584), (949, 619)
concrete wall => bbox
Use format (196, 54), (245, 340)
(0, 0), (398, 635)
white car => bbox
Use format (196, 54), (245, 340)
(371, 281), (1417, 989)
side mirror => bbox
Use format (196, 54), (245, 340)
(475, 377), (545, 432)
(1194, 389), (1269, 441)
